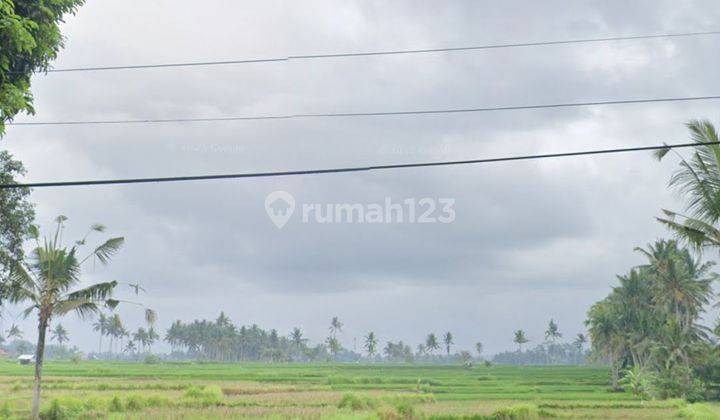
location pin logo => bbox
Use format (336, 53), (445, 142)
(265, 191), (295, 229)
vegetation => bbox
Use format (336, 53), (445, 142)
(4, 216), (131, 418)
(0, 0), (85, 135)
(0, 361), (717, 418)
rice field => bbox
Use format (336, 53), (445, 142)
(0, 361), (718, 418)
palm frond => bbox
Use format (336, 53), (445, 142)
(66, 281), (118, 301)
(53, 299), (100, 318)
(81, 237), (124, 265)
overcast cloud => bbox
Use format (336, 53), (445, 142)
(2, 0), (720, 355)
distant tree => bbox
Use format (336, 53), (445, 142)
(443, 332), (454, 356)
(123, 340), (137, 355)
(290, 327), (306, 350)
(573, 333), (587, 351)
(50, 324), (68, 348)
(475, 342), (483, 358)
(92, 313), (108, 355)
(147, 327), (159, 353)
(326, 336), (341, 359)
(425, 333), (440, 355)
(329, 317), (343, 338)
(416, 343), (427, 356)
(6, 324), (22, 340)
(513, 330), (529, 352)
(364, 332), (378, 358)
(545, 319), (562, 343)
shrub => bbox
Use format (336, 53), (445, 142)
(395, 401), (416, 418)
(676, 403), (719, 419)
(183, 385), (224, 406)
(109, 396), (124, 412)
(144, 354), (161, 364)
(338, 393), (377, 410)
(489, 404), (542, 420)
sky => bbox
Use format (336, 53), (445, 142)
(2, 0), (720, 355)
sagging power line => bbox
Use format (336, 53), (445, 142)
(7, 95), (720, 127)
(0, 141), (715, 189)
(41, 30), (720, 73)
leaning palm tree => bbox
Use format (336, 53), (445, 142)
(50, 324), (69, 348)
(6, 217), (124, 419)
(655, 120), (720, 251)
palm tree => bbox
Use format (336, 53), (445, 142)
(147, 327), (159, 353)
(6, 324), (22, 341)
(574, 333), (586, 351)
(92, 313), (108, 355)
(133, 328), (148, 353)
(124, 340), (137, 356)
(290, 327), (305, 348)
(475, 342), (483, 358)
(635, 240), (715, 329)
(443, 332), (454, 356)
(585, 300), (623, 390)
(329, 317), (343, 338)
(655, 120), (720, 250)
(513, 330), (529, 352)
(364, 332), (378, 358)
(545, 319), (562, 343)
(327, 336), (341, 359)
(425, 333), (439, 355)
(6, 217), (124, 419)
(50, 324), (69, 348)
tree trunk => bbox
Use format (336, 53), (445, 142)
(32, 315), (49, 419)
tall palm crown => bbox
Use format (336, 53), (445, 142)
(7, 216), (123, 418)
(513, 330), (529, 351)
(545, 319), (562, 342)
(51, 324), (68, 346)
(656, 120), (720, 250)
(364, 331), (378, 356)
(6, 324), (22, 340)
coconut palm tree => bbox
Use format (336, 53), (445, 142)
(50, 324), (68, 348)
(545, 319), (562, 343)
(6, 217), (124, 419)
(329, 317), (343, 338)
(513, 330), (529, 352)
(655, 120), (720, 251)
(475, 342), (483, 358)
(425, 333), (440, 355)
(92, 313), (108, 355)
(443, 332), (454, 356)
(364, 332), (378, 358)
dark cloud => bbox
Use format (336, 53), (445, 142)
(2, 0), (720, 354)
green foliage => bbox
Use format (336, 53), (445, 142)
(676, 403), (720, 419)
(586, 239), (717, 399)
(143, 354), (160, 364)
(488, 404), (544, 419)
(182, 385), (223, 406)
(0, 0), (85, 135)
(619, 367), (655, 399)
(338, 393), (377, 410)
(0, 150), (34, 295)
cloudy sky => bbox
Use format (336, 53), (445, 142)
(2, 0), (720, 355)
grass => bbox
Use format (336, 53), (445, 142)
(0, 360), (718, 418)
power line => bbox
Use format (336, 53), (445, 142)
(0, 141), (714, 189)
(42, 30), (720, 73)
(8, 95), (720, 127)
